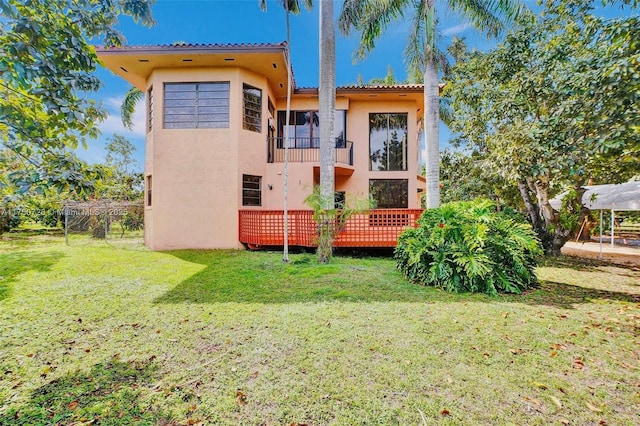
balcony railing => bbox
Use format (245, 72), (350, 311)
(267, 137), (353, 166)
(238, 209), (423, 248)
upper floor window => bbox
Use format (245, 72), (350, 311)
(243, 84), (262, 133)
(147, 86), (153, 132)
(163, 82), (229, 129)
(369, 113), (408, 171)
(276, 110), (346, 148)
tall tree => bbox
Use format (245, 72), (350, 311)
(317, 0), (336, 263)
(260, 0), (313, 263)
(97, 134), (142, 201)
(338, 0), (524, 208)
(446, 2), (639, 254)
(0, 0), (155, 194)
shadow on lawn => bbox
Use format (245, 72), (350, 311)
(0, 359), (169, 425)
(541, 255), (640, 273)
(511, 280), (640, 310)
(0, 250), (63, 302)
(154, 250), (640, 308)
(154, 250), (472, 304)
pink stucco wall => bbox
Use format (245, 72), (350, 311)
(142, 68), (423, 250)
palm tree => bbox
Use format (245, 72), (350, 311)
(338, 0), (524, 208)
(317, 0), (336, 263)
(260, 0), (312, 263)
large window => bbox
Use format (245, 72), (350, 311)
(277, 110), (346, 148)
(242, 175), (262, 206)
(147, 86), (153, 132)
(163, 82), (229, 129)
(243, 84), (262, 132)
(369, 113), (408, 171)
(369, 179), (408, 208)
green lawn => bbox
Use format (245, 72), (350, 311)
(0, 234), (638, 425)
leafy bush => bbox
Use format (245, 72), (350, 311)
(395, 199), (543, 295)
(1, 208), (21, 232)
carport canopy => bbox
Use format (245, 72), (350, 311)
(550, 181), (640, 257)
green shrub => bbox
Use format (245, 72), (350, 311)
(395, 199), (543, 295)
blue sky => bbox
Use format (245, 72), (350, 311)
(88, 0), (500, 170)
(87, 0), (634, 171)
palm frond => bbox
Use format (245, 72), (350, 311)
(339, 0), (409, 60)
(259, 0), (312, 14)
(120, 86), (144, 130)
(405, 1), (426, 71)
(447, 0), (526, 38)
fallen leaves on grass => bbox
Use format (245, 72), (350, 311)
(586, 402), (603, 412)
(236, 390), (247, 406)
(549, 395), (562, 409)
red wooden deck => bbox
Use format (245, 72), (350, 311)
(238, 209), (423, 248)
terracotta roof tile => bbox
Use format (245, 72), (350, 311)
(96, 42), (288, 51)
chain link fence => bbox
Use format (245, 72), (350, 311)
(63, 201), (144, 248)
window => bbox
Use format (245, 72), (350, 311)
(146, 175), (152, 207)
(369, 179), (408, 208)
(147, 86), (153, 132)
(335, 191), (346, 209)
(242, 175), (261, 206)
(243, 84), (262, 132)
(369, 113), (408, 171)
(163, 82), (229, 129)
(277, 110), (346, 148)
(267, 98), (275, 119)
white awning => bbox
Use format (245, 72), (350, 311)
(550, 181), (640, 211)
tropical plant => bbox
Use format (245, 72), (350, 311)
(395, 199), (542, 295)
(120, 87), (145, 130)
(318, 0), (337, 263)
(260, 0), (313, 263)
(305, 185), (371, 263)
(338, 0), (525, 209)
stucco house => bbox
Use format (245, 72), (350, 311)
(96, 42), (426, 250)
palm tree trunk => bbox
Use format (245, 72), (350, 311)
(283, 6), (292, 263)
(424, 0), (440, 208)
(318, 0), (336, 262)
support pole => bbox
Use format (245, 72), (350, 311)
(598, 209), (603, 260)
(610, 209), (615, 247)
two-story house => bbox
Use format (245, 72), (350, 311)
(97, 42), (426, 250)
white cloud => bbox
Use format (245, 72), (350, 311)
(442, 22), (472, 36)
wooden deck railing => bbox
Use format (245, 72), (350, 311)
(238, 209), (423, 248)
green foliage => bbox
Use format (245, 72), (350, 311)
(0, 0), (155, 194)
(97, 134), (143, 201)
(304, 186), (371, 263)
(395, 199), (543, 295)
(438, 149), (521, 205)
(0, 206), (20, 231)
(445, 2), (639, 253)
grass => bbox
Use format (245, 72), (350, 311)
(0, 234), (638, 425)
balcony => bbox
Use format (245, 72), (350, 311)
(267, 137), (353, 166)
(238, 209), (423, 249)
